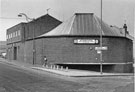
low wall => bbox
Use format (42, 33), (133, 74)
(57, 64), (134, 73)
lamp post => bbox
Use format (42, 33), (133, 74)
(133, 8), (135, 70)
(18, 13), (35, 65)
(100, 0), (103, 75)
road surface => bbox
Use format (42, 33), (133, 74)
(0, 59), (134, 92)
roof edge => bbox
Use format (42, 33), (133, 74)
(36, 35), (133, 40)
(75, 13), (94, 15)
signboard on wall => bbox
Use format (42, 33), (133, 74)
(74, 39), (99, 44)
(95, 46), (108, 50)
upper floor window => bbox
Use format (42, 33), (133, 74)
(9, 34), (11, 39)
(9, 34), (10, 39)
(13, 32), (15, 37)
(6, 35), (8, 39)
(18, 30), (21, 36)
(11, 33), (13, 38)
(15, 31), (18, 37)
(7, 30), (21, 40)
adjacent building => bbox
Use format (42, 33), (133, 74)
(0, 41), (7, 58)
(6, 14), (62, 61)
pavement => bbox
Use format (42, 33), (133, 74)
(0, 58), (134, 77)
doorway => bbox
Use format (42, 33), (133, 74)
(14, 47), (17, 60)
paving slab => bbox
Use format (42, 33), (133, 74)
(32, 66), (134, 77)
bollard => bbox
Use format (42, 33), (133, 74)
(56, 65), (59, 70)
(53, 65), (56, 69)
(42, 64), (45, 67)
(65, 67), (68, 71)
(46, 65), (48, 68)
(60, 66), (63, 70)
(50, 65), (52, 69)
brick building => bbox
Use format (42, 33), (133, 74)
(0, 41), (7, 57)
(6, 14), (62, 61)
(7, 13), (133, 73)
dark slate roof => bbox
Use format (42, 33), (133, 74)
(40, 13), (132, 39)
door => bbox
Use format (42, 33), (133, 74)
(14, 47), (17, 60)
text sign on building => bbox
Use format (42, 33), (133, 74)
(95, 46), (108, 50)
(74, 39), (99, 44)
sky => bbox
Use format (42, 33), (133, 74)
(0, 0), (135, 41)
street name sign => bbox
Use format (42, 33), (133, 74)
(95, 46), (108, 50)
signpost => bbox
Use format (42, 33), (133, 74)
(95, 46), (107, 54)
(95, 46), (108, 50)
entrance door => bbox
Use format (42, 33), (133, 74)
(14, 47), (17, 60)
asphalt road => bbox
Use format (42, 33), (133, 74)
(0, 59), (134, 92)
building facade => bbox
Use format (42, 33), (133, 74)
(6, 14), (62, 61)
(7, 13), (133, 73)
(0, 41), (7, 58)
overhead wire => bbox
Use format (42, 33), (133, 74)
(0, 17), (25, 20)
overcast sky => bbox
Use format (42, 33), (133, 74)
(0, 0), (135, 41)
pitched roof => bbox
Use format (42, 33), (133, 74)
(39, 13), (132, 38)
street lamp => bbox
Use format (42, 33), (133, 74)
(18, 13), (35, 65)
(100, 0), (103, 75)
(18, 13), (34, 22)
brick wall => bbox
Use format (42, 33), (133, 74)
(6, 36), (133, 73)
(6, 14), (62, 62)
(33, 36), (133, 64)
(113, 64), (133, 73)
(24, 14), (62, 40)
(7, 36), (133, 65)
(102, 37), (133, 63)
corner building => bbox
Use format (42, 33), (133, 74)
(38, 13), (133, 73)
(7, 13), (134, 73)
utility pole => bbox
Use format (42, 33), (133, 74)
(100, 0), (103, 75)
(133, 8), (135, 69)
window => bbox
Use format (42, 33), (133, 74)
(16, 31), (18, 37)
(8, 34), (10, 39)
(11, 33), (12, 38)
(14, 32), (15, 37)
(18, 30), (21, 36)
(14, 32), (16, 37)
(6, 35), (8, 39)
(10, 33), (11, 38)
(9, 34), (11, 39)
(13, 32), (15, 37)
